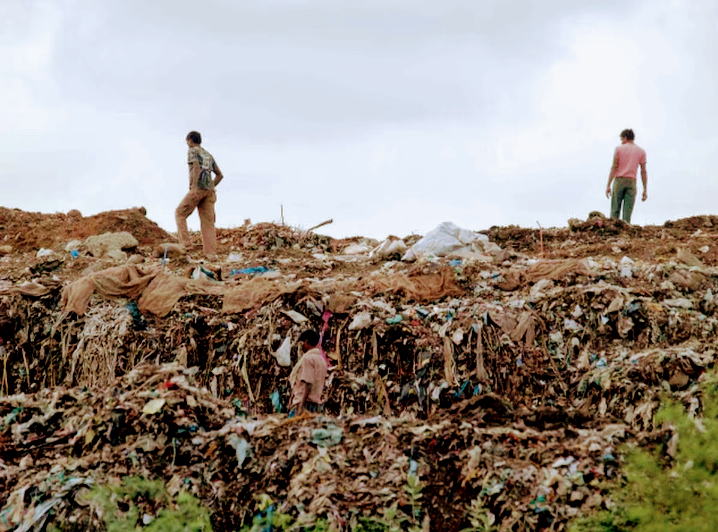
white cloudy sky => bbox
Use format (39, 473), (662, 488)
(1, 0), (716, 240)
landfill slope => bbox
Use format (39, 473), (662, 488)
(1, 207), (717, 531)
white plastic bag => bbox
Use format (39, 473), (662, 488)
(402, 222), (490, 261)
(343, 244), (371, 255)
(370, 239), (408, 260)
(348, 311), (373, 330)
(274, 337), (292, 367)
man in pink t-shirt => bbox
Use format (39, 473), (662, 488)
(605, 129), (648, 223)
(289, 329), (328, 416)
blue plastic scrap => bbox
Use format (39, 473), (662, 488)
(624, 301), (641, 314)
(1, 407), (22, 432)
(409, 458), (419, 477)
(232, 398), (247, 417)
(311, 424), (343, 447)
(454, 380), (470, 398)
(270, 390), (282, 413)
(196, 265), (218, 280)
(386, 315), (403, 325)
(231, 266), (272, 276)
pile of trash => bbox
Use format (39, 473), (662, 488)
(0, 362), (670, 532)
(1, 209), (718, 531)
(216, 222), (333, 255)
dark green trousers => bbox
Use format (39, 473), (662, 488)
(611, 177), (637, 222)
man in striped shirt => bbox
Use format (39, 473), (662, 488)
(175, 131), (224, 257)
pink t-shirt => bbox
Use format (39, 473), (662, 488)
(613, 142), (646, 180)
(290, 348), (328, 405)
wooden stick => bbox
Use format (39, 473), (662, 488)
(476, 323), (488, 381)
(443, 336), (456, 385)
(307, 218), (333, 233)
(335, 321), (345, 370)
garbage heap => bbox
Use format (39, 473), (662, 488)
(0, 361), (688, 532)
(1, 211), (717, 531)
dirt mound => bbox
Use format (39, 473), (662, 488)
(664, 214), (718, 230)
(0, 206), (173, 253)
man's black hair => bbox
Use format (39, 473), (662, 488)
(620, 129), (635, 141)
(186, 131), (202, 144)
(298, 329), (320, 347)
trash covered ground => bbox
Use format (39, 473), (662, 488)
(1, 207), (717, 531)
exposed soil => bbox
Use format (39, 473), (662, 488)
(0, 206), (172, 252)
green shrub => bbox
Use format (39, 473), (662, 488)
(87, 476), (212, 532)
(569, 372), (718, 532)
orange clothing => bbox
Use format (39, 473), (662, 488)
(176, 144), (222, 256)
(290, 347), (328, 406)
(175, 189), (217, 256)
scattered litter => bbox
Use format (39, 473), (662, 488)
(142, 398), (166, 415)
(2, 208), (718, 531)
(402, 222), (494, 261)
(348, 311), (373, 330)
(281, 310), (308, 324)
(273, 337), (292, 367)
(311, 424), (344, 447)
(231, 266), (272, 276)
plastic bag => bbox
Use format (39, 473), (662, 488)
(370, 239), (408, 260)
(348, 311), (372, 330)
(192, 265), (219, 281)
(274, 337), (291, 367)
(402, 222), (490, 261)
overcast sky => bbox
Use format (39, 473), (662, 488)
(2, 0), (716, 240)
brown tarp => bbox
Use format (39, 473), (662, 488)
(61, 265), (158, 315)
(370, 267), (463, 302)
(222, 277), (303, 314)
(0, 281), (53, 297)
(61, 265), (226, 317)
(138, 272), (226, 317)
(485, 306), (538, 348)
(325, 293), (357, 314)
(524, 259), (594, 283)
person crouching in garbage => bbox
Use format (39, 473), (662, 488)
(288, 330), (328, 416)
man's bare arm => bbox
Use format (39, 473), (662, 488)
(606, 153), (618, 198)
(213, 163), (224, 187)
(640, 162), (648, 201)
